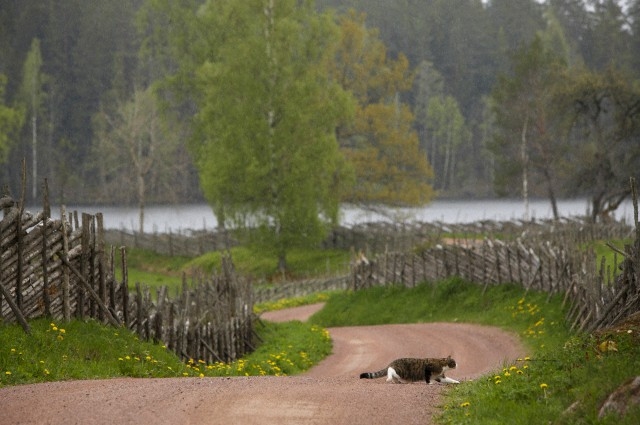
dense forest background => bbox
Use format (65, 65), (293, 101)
(1, 0), (640, 217)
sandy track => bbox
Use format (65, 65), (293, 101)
(1, 304), (525, 425)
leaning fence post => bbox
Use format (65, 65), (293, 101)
(61, 205), (71, 322)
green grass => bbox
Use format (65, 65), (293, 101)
(309, 279), (640, 424)
(183, 246), (350, 281)
(0, 317), (331, 387)
(254, 292), (334, 315)
(116, 246), (350, 292)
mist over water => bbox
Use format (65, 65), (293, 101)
(46, 198), (635, 234)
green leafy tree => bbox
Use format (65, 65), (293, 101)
(330, 10), (434, 206)
(92, 87), (183, 233)
(0, 75), (24, 166)
(188, 0), (353, 272)
(425, 95), (470, 191)
(554, 67), (640, 222)
(490, 35), (568, 219)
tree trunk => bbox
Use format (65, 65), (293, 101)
(521, 116), (529, 220)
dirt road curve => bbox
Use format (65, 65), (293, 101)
(1, 304), (525, 425)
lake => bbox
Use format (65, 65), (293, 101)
(46, 198), (636, 234)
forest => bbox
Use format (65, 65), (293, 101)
(1, 0), (640, 224)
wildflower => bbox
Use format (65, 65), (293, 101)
(199, 373), (204, 378)
(125, 356), (131, 360)
(539, 383), (548, 389)
(509, 366), (517, 371)
(10, 348), (16, 353)
(44, 369), (50, 375)
(5, 371), (11, 375)
(460, 402), (471, 408)
(59, 328), (66, 334)
(504, 371), (511, 377)
(145, 356), (152, 361)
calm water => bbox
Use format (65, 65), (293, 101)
(43, 198), (636, 234)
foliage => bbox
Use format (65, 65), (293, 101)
(179, 0), (353, 271)
(490, 35), (568, 211)
(553, 66), (640, 222)
(3, 0), (640, 202)
(91, 86), (187, 230)
(0, 317), (331, 386)
(330, 10), (434, 206)
(425, 95), (471, 191)
(0, 75), (24, 163)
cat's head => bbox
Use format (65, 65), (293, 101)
(445, 355), (457, 369)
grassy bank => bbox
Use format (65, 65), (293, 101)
(0, 318), (331, 387)
(117, 246), (350, 291)
(309, 279), (640, 424)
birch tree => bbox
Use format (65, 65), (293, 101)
(18, 38), (46, 200)
(92, 87), (180, 233)
(191, 0), (353, 272)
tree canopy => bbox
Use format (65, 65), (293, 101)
(1, 0), (640, 223)
(183, 0), (354, 270)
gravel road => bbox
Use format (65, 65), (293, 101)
(1, 303), (525, 424)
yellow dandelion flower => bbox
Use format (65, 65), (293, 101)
(199, 373), (204, 378)
(5, 371), (11, 375)
(59, 329), (66, 334)
(539, 383), (548, 389)
(504, 371), (511, 377)
(460, 402), (471, 408)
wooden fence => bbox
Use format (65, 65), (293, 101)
(0, 191), (254, 364)
(350, 204), (640, 333)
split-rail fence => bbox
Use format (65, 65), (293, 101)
(0, 192), (253, 364)
(350, 199), (640, 333)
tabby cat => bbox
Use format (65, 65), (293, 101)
(359, 356), (459, 384)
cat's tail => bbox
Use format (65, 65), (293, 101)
(359, 368), (387, 379)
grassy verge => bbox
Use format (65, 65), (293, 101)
(0, 318), (331, 387)
(309, 279), (640, 424)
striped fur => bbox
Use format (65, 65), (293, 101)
(359, 356), (459, 384)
